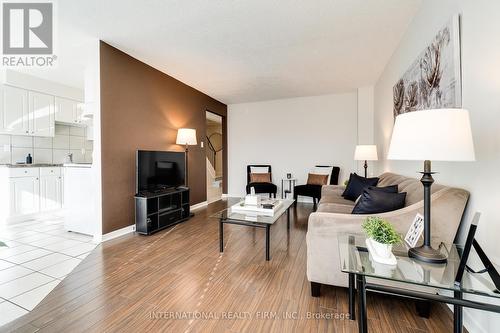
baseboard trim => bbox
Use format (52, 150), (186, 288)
(101, 224), (136, 242)
(191, 201), (208, 211)
(297, 197), (314, 203)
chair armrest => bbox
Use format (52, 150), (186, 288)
(321, 185), (345, 197)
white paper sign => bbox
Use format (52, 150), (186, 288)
(405, 213), (424, 248)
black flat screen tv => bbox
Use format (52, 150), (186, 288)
(136, 150), (185, 193)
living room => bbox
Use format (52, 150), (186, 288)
(0, 0), (499, 332)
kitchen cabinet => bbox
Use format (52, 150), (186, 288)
(9, 174), (40, 217)
(0, 86), (55, 137)
(40, 167), (63, 211)
(85, 119), (94, 141)
(0, 85), (29, 135)
(64, 165), (94, 235)
(55, 97), (85, 125)
(29, 91), (55, 137)
(0, 83), (85, 137)
(0, 166), (63, 222)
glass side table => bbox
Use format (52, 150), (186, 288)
(338, 233), (500, 333)
(281, 178), (297, 199)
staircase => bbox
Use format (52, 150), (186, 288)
(206, 135), (217, 171)
(206, 157), (222, 203)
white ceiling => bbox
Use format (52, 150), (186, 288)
(16, 0), (421, 104)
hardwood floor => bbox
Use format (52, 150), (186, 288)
(1, 199), (455, 332)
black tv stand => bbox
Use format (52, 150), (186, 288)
(134, 187), (190, 235)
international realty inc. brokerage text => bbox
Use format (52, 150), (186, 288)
(149, 311), (350, 321)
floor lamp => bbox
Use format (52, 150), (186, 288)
(388, 109), (475, 264)
(176, 128), (197, 187)
(354, 145), (378, 177)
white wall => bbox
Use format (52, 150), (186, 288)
(373, 1), (500, 331)
(228, 92), (358, 199)
(1, 69), (84, 100)
(357, 86), (376, 175)
(85, 39), (103, 242)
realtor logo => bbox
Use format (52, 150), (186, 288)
(3, 2), (53, 54)
(1, 2), (56, 67)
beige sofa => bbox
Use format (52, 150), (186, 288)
(306, 172), (470, 291)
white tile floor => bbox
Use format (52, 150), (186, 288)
(0, 217), (97, 326)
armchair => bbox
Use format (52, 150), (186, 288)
(246, 165), (277, 198)
(294, 165), (340, 209)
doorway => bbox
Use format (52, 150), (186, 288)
(206, 111), (224, 203)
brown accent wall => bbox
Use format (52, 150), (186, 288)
(99, 41), (227, 234)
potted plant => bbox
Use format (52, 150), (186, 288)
(362, 217), (401, 265)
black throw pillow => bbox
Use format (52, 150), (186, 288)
(366, 185), (398, 193)
(342, 173), (379, 201)
(352, 187), (407, 214)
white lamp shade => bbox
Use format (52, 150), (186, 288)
(388, 109), (475, 161)
(176, 128), (197, 145)
(354, 145), (378, 161)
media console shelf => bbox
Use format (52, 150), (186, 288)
(134, 187), (190, 235)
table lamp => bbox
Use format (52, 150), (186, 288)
(354, 145), (378, 177)
(176, 128), (197, 187)
(388, 109), (475, 263)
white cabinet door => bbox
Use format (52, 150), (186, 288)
(75, 102), (85, 124)
(9, 176), (40, 216)
(55, 97), (77, 124)
(85, 119), (93, 141)
(0, 85), (29, 135)
(40, 175), (62, 211)
(55, 97), (84, 125)
(29, 91), (55, 137)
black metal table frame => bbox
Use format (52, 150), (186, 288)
(348, 272), (500, 333)
(281, 178), (297, 200)
(219, 206), (291, 261)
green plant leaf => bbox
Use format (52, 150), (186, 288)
(362, 216), (401, 245)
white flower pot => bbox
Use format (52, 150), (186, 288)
(365, 238), (397, 265)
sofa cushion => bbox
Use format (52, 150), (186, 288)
(352, 187), (407, 214)
(319, 193), (356, 206)
(378, 173), (444, 206)
(342, 173), (379, 201)
(317, 202), (355, 214)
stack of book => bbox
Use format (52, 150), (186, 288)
(231, 198), (283, 216)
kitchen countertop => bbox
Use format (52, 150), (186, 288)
(63, 163), (92, 168)
(0, 163), (63, 168)
(0, 163), (92, 168)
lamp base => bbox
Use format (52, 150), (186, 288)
(408, 245), (447, 264)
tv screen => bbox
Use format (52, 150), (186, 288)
(136, 150), (185, 192)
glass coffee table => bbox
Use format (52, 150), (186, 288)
(338, 233), (500, 333)
(211, 199), (294, 260)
